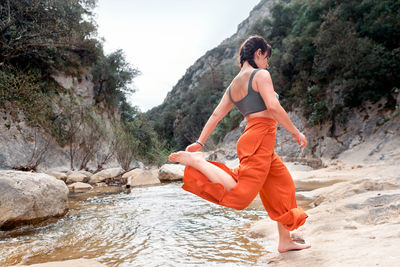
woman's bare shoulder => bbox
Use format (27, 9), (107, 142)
(254, 69), (272, 82)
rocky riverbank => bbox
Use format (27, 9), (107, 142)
(249, 160), (400, 266)
(0, 170), (68, 230)
(0, 163), (185, 230)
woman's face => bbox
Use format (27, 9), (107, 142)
(254, 49), (270, 69)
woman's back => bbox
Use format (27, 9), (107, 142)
(229, 69), (275, 120)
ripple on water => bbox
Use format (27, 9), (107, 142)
(0, 183), (276, 266)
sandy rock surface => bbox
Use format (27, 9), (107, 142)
(124, 169), (161, 186)
(0, 170), (69, 229)
(13, 259), (106, 267)
(45, 171), (67, 182)
(248, 162), (400, 266)
(89, 167), (124, 184)
(158, 164), (185, 181)
(66, 171), (88, 184)
(68, 182), (93, 192)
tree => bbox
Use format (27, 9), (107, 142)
(91, 49), (140, 107)
(76, 108), (104, 170)
(55, 93), (84, 170)
(12, 127), (51, 172)
(114, 122), (138, 171)
(0, 0), (98, 71)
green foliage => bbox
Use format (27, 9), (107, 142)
(119, 113), (172, 167)
(150, 0), (400, 150)
(147, 61), (242, 151)
(0, 0), (167, 168)
(114, 122), (139, 171)
(0, 65), (62, 134)
(91, 49), (140, 107)
(0, 0), (98, 73)
(210, 108), (243, 144)
(250, 0), (400, 124)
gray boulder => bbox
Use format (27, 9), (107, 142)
(46, 171), (67, 182)
(67, 182), (93, 192)
(89, 167), (124, 184)
(158, 164), (185, 181)
(0, 170), (69, 229)
(123, 169), (161, 187)
(66, 171), (88, 184)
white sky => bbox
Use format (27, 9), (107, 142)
(94, 0), (260, 112)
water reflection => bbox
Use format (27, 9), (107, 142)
(0, 183), (278, 266)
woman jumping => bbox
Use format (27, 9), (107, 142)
(169, 35), (311, 253)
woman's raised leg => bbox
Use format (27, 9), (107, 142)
(168, 151), (237, 191)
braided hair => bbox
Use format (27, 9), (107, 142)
(238, 35), (272, 68)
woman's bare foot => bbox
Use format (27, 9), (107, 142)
(277, 222), (311, 253)
(168, 151), (205, 166)
(278, 240), (311, 253)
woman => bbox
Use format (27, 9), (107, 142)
(169, 35), (311, 253)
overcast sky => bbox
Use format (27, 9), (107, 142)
(94, 0), (260, 112)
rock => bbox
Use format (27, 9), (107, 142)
(68, 182), (93, 192)
(46, 171), (67, 182)
(248, 219), (276, 239)
(66, 171), (88, 184)
(13, 259), (106, 267)
(79, 170), (93, 177)
(89, 167), (124, 184)
(158, 164), (185, 181)
(0, 170), (68, 229)
(251, 162), (400, 266)
(124, 169), (161, 187)
(95, 182), (107, 187)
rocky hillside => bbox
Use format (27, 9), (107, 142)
(0, 73), (119, 171)
(211, 101), (400, 167)
(0, 0), (168, 171)
(147, 0), (400, 165)
(161, 0), (277, 102)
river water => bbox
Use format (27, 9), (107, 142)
(0, 182), (312, 266)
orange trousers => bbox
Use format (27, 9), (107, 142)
(182, 117), (308, 231)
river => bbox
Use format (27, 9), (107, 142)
(0, 182), (313, 266)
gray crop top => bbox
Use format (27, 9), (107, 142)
(228, 69), (279, 116)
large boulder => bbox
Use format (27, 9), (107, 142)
(0, 170), (69, 229)
(123, 168), (161, 186)
(89, 167), (124, 184)
(78, 170), (94, 177)
(158, 164), (185, 182)
(68, 182), (93, 192)
(66, 171), (88, 184)
(46, 171), (67, 182)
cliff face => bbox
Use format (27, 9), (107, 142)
(0, 73), (118, 171)
(213, 101), (400, 167)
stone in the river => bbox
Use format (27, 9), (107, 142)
(123, 168), (161, 186)
(158, 164), (185, 181)
(46, 171), (67, 182)
(0, 170), (68, 229)
(79, 170), (94, 177)
(66, 171), (88, 184)
(68, 182), (93, 192)
(13, 259), (106, 267)
(89, 167), (124, 184)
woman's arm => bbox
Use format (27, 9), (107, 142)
(186, 89), (234, 152)
(256, 70), (307, 148)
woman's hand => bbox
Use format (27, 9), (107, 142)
(292, 131), (308, 148)
(185, 143), (203, 152)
